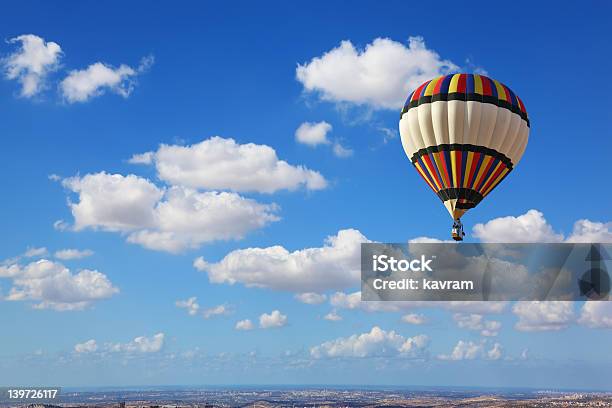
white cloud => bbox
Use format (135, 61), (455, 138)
(54, 249), (94, 260)
(62, 172), (163, 232)
(3, 34), (62, 97)
(203, 304), (231, 319)
(296, 36), (458, 110)
(439, 340), (482, 361)
(310, 326), (428, 358)
(332, 142), (353, 158)
(473, 210), (564, 243)
(1, 258), (118, 311)
(108, 332), (165, 353)
(127, 151), (154, 165)
(512, 301), (574, 331)
(472, 209), (612, 243)
(59, 56), (153, 103)
(578, 302), (612, 328)
(74, 339), (97, 353)
(408, 237), (453, 243)
(61, 172), (279, 252)
(259, 310), (287, 329)
(323, 310), (343, 321)
(438, 340), (502, 361)
(566, 220), (612, 243)
(130, 137), (327, 193)
(53, 220), (69, 231)
(176, 296), (200, 316)
(195, 229), (368, 292)
(487, 342), (503, 360)
(24, 247), (48, 258)
(295, 292), (327, 305)
(295, 121), (332, 146)
(401, 313), (426, 325)
(235, 319), (254, 331)
(453, 313), (501, 337)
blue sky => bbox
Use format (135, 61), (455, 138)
(1, 0), (612, 389)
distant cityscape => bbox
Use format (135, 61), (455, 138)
(2, 388), (612, 408)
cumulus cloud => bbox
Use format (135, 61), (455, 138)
(332, 142), (353, 158)
(566, 220), (612, 243)
(203, 304), (231, 319)
(578, 302), (612, 328)
(108, 332), (165, 353)
(295, 292), (327, 305)
(310, 326), (428, 358)
(453, 313), (501, 337)
(127, 151), (154, 165)
(3, 34), (62, 97)
(259, 310), (287, 329)
(487, 342), (503, 360)
(74, 339), (97, 353)
(512, 301), (574, 331)
(195, 229), (368, 292)
(473, 209), (612, 243)
(176, 297), (200, 316)
(296, 36), (458, 110)
(24, 247), (48, 258)
(54, 249), (94, 260)
(129, 137), (327, 193)
(438, 340), (502, 361)
(0, 258), (118, 311)
(401, 313), (426, 325)
(295, 121), (332, 146)
(235, 319), (254, 331)
(473, 210), (564, 243)
(323, 310), (343, 321)
(62, 172), (163, 232)
(59, 55), (153, 103)
(61, 172), (279, 252)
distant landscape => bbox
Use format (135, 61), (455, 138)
(3, 387), (612, 408)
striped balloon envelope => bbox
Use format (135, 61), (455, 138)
(399, 73), (529, 225)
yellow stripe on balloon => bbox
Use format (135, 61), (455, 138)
(431, 152), (448, 189)
(448, 74), (461, 93)
(493, 80), (507, 101)
(472, 156), (492, 190)
(421, 158), (442, 191)
(463, 152), (474, 188)
(424, 76), (441, 96)
(478, 161), (502, 194)
(474, 74), (483, 95)
(483, 167), (509, 197)
(415, 162), (436, 192)
(450, 150), (458, 187)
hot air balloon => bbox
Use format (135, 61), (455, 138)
(399, 73), (529, 241)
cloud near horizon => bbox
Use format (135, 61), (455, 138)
(310, 326), (428, 358)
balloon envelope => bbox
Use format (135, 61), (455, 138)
(399, 73), (529, 219)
